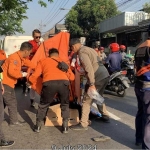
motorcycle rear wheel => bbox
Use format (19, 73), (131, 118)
(117, 84), (126, 97)
(129, 75), (135, 84)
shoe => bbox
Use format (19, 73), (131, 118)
(33, 125), (41, 133)
(95, 115), (110, 123)
(9, 121), (24, 126)
(135, 141), (142, 146)
(92, 136), (111, 142)
(30, 99), (35, 107)
(70, 123), (88, 131)
(0, 140), (15, 147)
(88, 120), (92, 126)
(62, 119), (68, 134)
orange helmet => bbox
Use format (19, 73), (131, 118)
(109, 43), (119, 52)
(99, 47), (104, 50)
(120, 45), (126, 50)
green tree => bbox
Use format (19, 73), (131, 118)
(143, 2), (150, 14)
(0, 0), (53, 35)
(65, 0), (119, 40)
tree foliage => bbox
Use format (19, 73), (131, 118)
(0, 0), (53, 35)
(65, 0), (119, 40)
(143, 2), (150, 14)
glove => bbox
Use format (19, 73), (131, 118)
(22, 72), (28, 77)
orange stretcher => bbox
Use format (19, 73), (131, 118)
(28, 32), (75, 101)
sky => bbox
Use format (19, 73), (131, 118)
(18, 0), (150, 35)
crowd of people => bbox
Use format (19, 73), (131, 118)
(0, 29), (149, 149)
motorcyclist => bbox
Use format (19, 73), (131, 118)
(99, 47), (107, 62)
(105, 43), (122, 74)
(120, 45), (126, 59)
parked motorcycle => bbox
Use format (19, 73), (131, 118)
(121, 58), (135, 84)
(106, 70), (130, 97)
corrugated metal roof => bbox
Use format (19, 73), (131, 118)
(99, 12), (149, 34)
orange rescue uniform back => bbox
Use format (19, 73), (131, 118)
(2, 51), (35, 88)
(29, 56), (75, 85)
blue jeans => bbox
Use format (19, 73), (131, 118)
(135, 87), (150, 149)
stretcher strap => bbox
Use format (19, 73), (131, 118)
(137, 64), (150, 76)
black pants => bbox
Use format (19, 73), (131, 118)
(135, 87), (150, 149)
(3, 84), (18, 124)
(0, 83), (5, 140)
(22, 77), (27, 93)
(37, 80), (70, 122)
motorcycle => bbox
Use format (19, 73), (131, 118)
(106, 70), (130, 97)
(121, 58), (135, 84)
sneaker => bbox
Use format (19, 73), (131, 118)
(88, 120), (92, 126)
(0, 140), (15, 147)
(33, 125), (41, 133)
(95, 115), (110, 123)
(9, 121), (24, 126)
(135, 141), (142, 146)
(92, 136), (111, 142)
(30, 99), (35, 108)
(70, 123), (88, 131)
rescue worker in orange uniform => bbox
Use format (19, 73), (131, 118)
(2, 42), (35, 126)
(0, 50), (6, 61)
(28, 29), (42, 107)
(0, 63), (15, 147)
(29, 48), (74, 134)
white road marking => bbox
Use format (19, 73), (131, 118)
(107, 111), (121, 120)
(92, 103), (121, 120)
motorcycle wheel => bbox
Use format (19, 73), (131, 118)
(117, 84), (126, 97)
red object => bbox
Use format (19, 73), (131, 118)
(99, 47), (104, 50)
(109, 43), (119, 52)
(121, 70), (127, 75)
(69, 51), (74, 61)
(29, 40), (40, 60)
(120, 45), (126, 50)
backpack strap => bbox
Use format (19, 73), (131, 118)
(51, 57), (59, 63)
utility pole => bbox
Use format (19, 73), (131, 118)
(39, 20), (46, 32)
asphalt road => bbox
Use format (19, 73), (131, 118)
(2, 85), (141, 149)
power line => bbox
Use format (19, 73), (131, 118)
(43, 0), (65, 25)
(42, 14), (67, 34)
(45, 0), (70, 26)
(116, 0), (127, 6)
(42, 0), (59, 23)
(117, 0), (133, 8)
